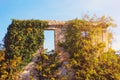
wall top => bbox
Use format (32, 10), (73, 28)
(45, 20), (66, 26)
(45, 20), (109, 29)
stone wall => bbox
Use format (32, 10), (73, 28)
(46, 20), (109, 53)
(18, 20), (109, 80)
(45, 20), (67, 61)
(44, 20), (109, 61)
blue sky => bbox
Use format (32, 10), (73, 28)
(0, 0), (120, 50)
(44, 30), (54, 51)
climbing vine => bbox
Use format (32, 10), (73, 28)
(4, 19), (48, 79)
(1, 16), (120, 80)
(35, 51), (62, 80)
(4, 19), (48, 62)
(59, 16), (120, 80)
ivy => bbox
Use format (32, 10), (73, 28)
(59, 16), (120, 80)
(4, 19), (48, 79)
(35, 50), (61, 80)
(4, 19), (48, 62)
(2, 16), (120, 80)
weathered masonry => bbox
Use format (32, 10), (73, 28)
(45, 20), (66, 51)
(44, 20), (109, 61)
(46, 20), (109, 52)
(44, 20), (67, 61)
(18, 20), (110, 79)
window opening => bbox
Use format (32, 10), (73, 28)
(44, 30), (55, 54)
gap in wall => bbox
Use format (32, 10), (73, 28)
(44, 30), (55, 53)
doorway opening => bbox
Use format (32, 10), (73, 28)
(44, 30), (55, 53)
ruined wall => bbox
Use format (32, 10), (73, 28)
(45, 20), (109, 61)
(46, 20), (109, 52)
(46, 20), (66, 51)
(46, 20), (68, 61)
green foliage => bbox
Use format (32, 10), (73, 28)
(35, 51), (62, 80)
(4, 19), (48, 79)
(4, 19), (48, 63)
(60, 16), (120, 80)
(0, 50), (8, 80)
(1, 16), (119, 80)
